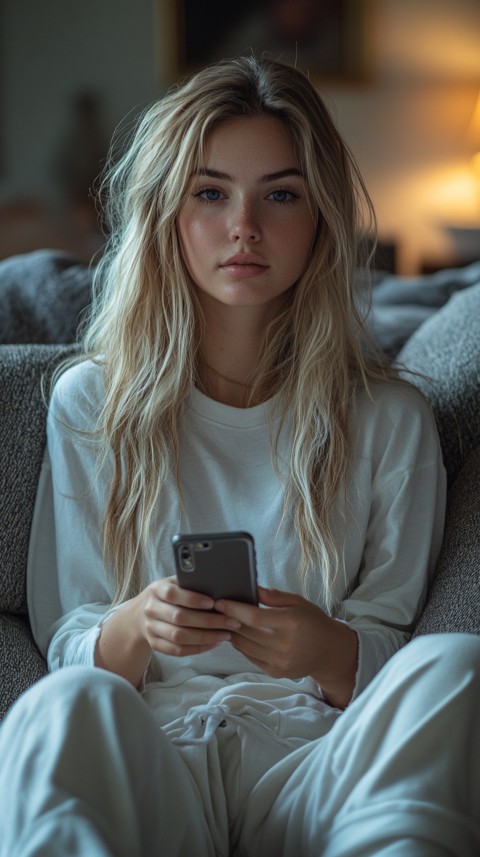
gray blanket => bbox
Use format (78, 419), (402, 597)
(0, 249), (92, 344)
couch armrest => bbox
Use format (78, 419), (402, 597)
(0, 612), (47, 720)
(0, 344), (78, 615)
(413, 446), (480, 637)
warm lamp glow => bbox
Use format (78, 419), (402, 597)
(471, 151), (480, 176)
(466, 91), (480, 213)
(466, 90), (480, 148)
(424, 164), (479, 219)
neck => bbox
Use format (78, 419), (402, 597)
(195, 298), (281, 406)
(198, 361), (256, 407)
(204, 362), (252, 389)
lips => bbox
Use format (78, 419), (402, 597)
(220, 254), (269, 278)
(221, 254), (267, 267)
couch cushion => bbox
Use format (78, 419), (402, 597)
(413, 446), (480, 636)
(0, 613), (47, 719)
(0, 344), (77, 613)
(0, 249), (93, 344)
(398, 282), (480, 485)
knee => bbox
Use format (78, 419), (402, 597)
(407, 632), (480, 669)
(7, 666), (137, 727)
(397, 633), (480, 692)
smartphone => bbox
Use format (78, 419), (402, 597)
(172, 531), (258, 604)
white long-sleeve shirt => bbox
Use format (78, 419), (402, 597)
(27, 361), (446, 738)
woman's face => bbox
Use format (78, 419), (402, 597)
(177, 114), (316, 321)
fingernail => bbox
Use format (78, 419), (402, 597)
(226, 619), (241, 630)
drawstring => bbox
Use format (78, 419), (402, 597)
(172, 704), (229, 745)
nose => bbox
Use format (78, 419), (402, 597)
(229, 201), (261, 243)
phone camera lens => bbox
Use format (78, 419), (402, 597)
(179, 543), (194, 572)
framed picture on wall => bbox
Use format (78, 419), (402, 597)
(168, 0), (371, 83)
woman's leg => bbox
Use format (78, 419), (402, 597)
(239, 634), (480, 857)
(0, 666), (216, 857)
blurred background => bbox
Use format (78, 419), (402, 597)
(1, 0), (480, 274)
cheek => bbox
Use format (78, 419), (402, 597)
(178, 215), (204, 269)
(178, 216), (222, 288)
(180, 214), (216, 260)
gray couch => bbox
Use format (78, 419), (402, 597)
(0, 251), (479, 719)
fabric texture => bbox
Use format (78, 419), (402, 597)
(0, 614), (47, 719)
(366, 260), (480, 357)
(398, 282), (480, 486)
(398, 284), (480, 637)
(0, 345), (76, 718)
(0, 249), (92, 344)
(413, 446), (480, 637)
(0, 344), (77, 613)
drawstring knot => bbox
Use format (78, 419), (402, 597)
(173, 704), (229, 745)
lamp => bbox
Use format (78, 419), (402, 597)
(437, 89), (480, 265)
(466, 89), (480, 180)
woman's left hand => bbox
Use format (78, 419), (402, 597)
(214, 586), (358, 708)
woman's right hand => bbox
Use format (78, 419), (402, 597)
(95, 576), (240, 687)
(140, 576), (241, 657)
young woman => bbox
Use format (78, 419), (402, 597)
(0, 57), (478, 857)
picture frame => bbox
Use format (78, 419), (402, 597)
(166, 0), (371, 83)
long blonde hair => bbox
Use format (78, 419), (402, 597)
(80, 56), (394, 611)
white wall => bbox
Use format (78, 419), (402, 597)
(2, 0), (480, 272)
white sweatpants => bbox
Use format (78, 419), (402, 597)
(0, 634), (478, 857)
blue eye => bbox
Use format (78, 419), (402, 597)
(267, 189), (297, 203)
(196, 188), (224, 202)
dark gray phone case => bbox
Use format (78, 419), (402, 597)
(172, 531), (258, 604)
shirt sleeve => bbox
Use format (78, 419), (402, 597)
(27, 361), (116, 670)
(339, 382), (447, 701)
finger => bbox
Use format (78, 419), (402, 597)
(214, 599), (265, 625)
(230, 632), (299, 679)
(215, 598), (289, 631)
(257, 586), (304, 608)
(152, 577), (215, 611)
(148, 618), (232, 649)
(229, 631), (278, 668)
(149, 601), (241, 632)
(150, 637), (228, 658)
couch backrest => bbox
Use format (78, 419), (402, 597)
(398, 283), (480, 635)
(398, 282), (480, 486)
(0, 344), (77, 614)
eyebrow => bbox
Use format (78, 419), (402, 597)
(196, 167), (304, 182)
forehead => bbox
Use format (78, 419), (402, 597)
(202, 114), (300, 173)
